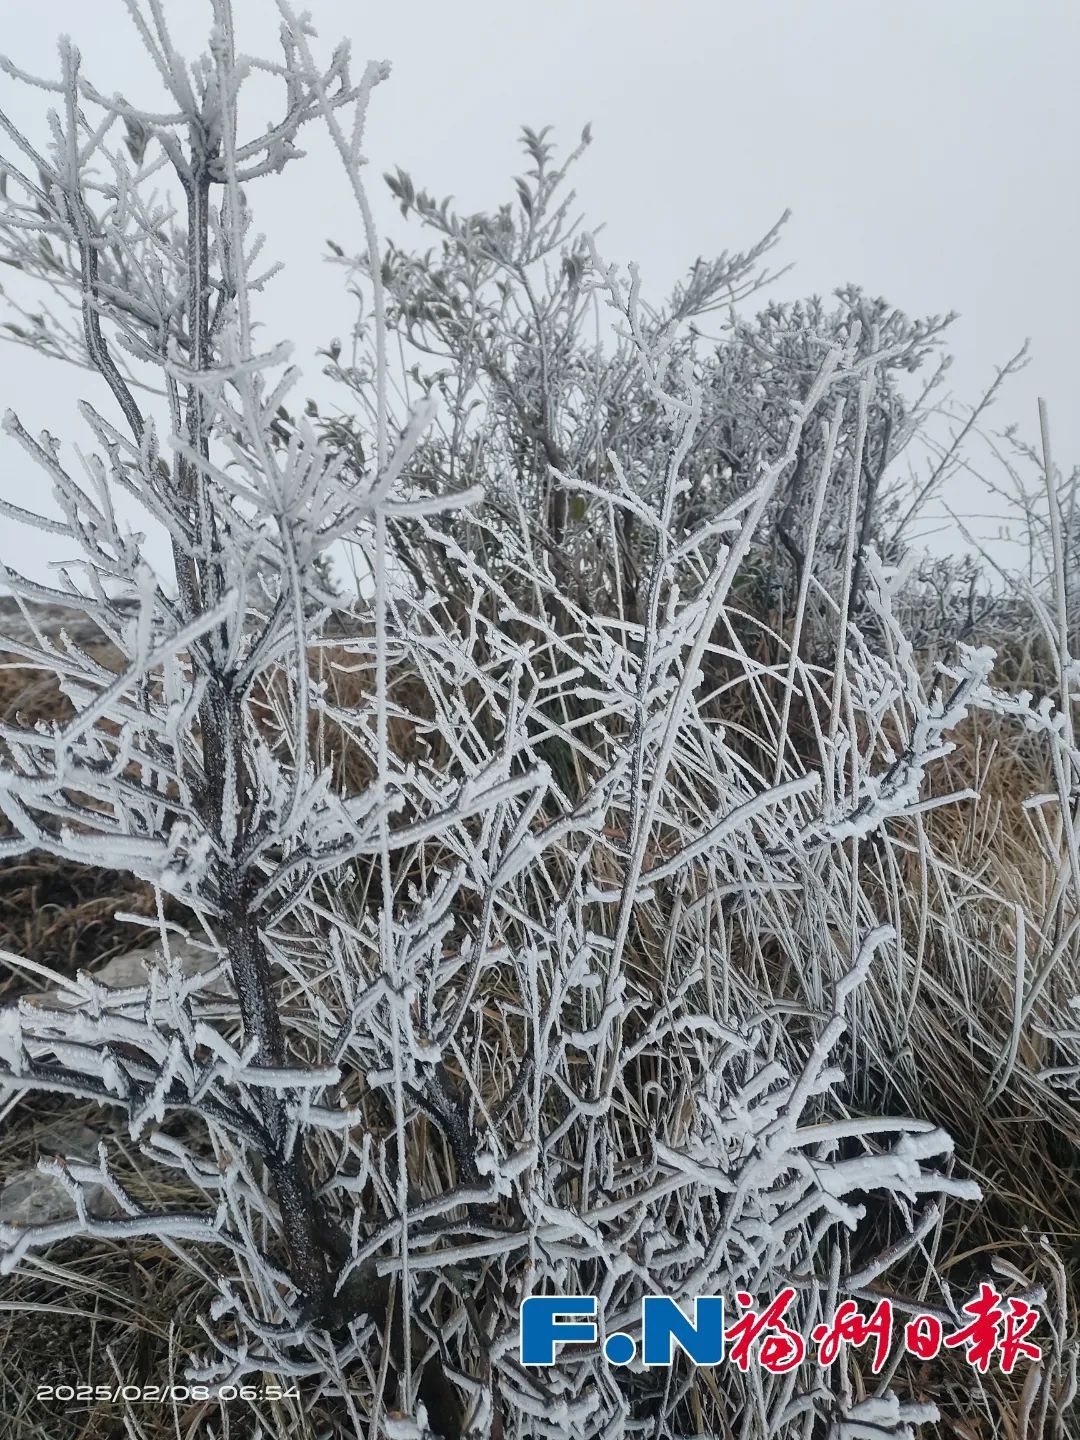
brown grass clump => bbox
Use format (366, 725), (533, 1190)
(0, 654), (186, 992)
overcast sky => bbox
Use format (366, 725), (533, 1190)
(1, 0), (1077, 582)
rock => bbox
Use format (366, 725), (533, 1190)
(0, 1122), (114, 1227)
(91, 937), (228, 992)
(18, 937), (234, 1009)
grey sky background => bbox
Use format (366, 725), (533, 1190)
(0, 0), (1076, 583)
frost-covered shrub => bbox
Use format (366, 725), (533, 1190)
(0, 5), (1064, 1438)
(323, 132), (967, 641)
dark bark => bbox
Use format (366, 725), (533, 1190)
(177, 150), (335, 1316)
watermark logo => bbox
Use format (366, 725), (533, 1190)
(520, 1286), (1042, 1375)
(520, 1296), (724, 1368)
